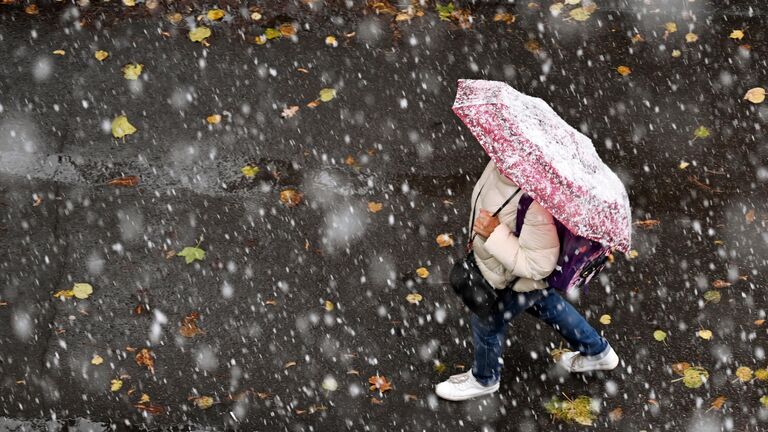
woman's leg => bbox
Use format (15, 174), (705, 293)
(471, 289), (547, 385)
(525, 289), (608, 356)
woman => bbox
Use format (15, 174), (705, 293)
(435, 160), (619, 401)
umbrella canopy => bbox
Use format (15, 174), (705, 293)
(452, 79), (632, 253)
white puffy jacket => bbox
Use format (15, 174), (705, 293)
(469, 160), (560, 292)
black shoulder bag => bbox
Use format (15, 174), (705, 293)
(449, 184), (521, 319)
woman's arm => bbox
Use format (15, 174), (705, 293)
(482, 201), (560, 280)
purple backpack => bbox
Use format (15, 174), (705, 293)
(514, 194), (611, 293)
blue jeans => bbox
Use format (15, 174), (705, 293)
(471, 287), (609, 386)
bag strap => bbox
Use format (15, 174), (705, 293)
(468, 183), (521, 250)
(514, 193), (535, 237)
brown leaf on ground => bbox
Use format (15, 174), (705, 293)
(368, 202), (383, 213)
(709, 395), (726, 411)
(135, 348), (155, 373)
(712, 279), (732, 289)
(281, 106), (299, 118)
(180, 312), (203, 337)
(493, 12), (516, 24)
(687, 176), (721, 193)
(746, 209), (756, 223)
(107, 176), (140, 187)
(633, 219), (660, 229)
(280, 189), (303, 207)
(279, 23), (297, 37)
(369, 1), (397, 15)
(671, 362), (691, 376)
(368, 375), (393, 393)
(134, 403), (165, 415)
(608, 407), (623, 422)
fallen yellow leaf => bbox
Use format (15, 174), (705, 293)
(250, 11), (262, 21)
(265, 28), (281, 40)
(241, 165), (259, 177)
(736, 366), (753, 382)
(52, 49), (66, 55)
(697, 329), (713, 340)
(405, 293), (423, 304)
(368, 202), (383, 213)
(415, 267), (430, 278)
(665, 22), (677, 33)
(166, 12), (183, 24)
(189, 26), (212, 42)
(744, 87), (766, 104)
(730, 29), (745, 40)
(122, 0), (136, 6)
(206, 9), (225, 21)
(122, 63), (143, 80)
(319, 88), (337, 102)
(112, 115), (137, 139)
(671, 49), (682, 58)
(325, 35), (338, 47)
(94, 50), (109, 61)
(599, 314), (611, 325)
(139, 393), (151, 403)
(679, 161), (690, 169)
(91, 354), (104, 365)
(53, 289), (75, 299)
(72, 283), (93, 299)
(111, 379), (123, 392)
(194, 396), (214, 409)
(568, 7), (591, 21)
(436, 233), (454, 247)
(324, 300), (334, 312)
(685, 32), (699, 43)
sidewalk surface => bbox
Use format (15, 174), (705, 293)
(1, 1), (767, 430)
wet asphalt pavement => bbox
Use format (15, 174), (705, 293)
(1, 0), (768, 431)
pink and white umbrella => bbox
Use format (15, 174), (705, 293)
(452, 79), (632, 253)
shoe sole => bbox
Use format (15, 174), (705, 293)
(436, 384), (500, 401)
(564, 356), (620, 373)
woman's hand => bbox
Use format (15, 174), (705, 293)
(473, 209), (501, 238)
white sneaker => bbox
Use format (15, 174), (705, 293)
(435, 371), (500, 401)
(558, 346), (620, 373)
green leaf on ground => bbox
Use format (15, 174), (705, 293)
(435, 2), (454, 20)
(544, 395), (596, 426)
(178, 246), (206, 264)
(693, 126), (711, 139)
(319, 88), (337, 102)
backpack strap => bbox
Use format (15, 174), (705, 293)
(514, 193), (535, 237)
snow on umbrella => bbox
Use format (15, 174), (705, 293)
(452, 79), (632, 253)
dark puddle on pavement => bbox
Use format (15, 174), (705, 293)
(222, 157), (302, 192)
